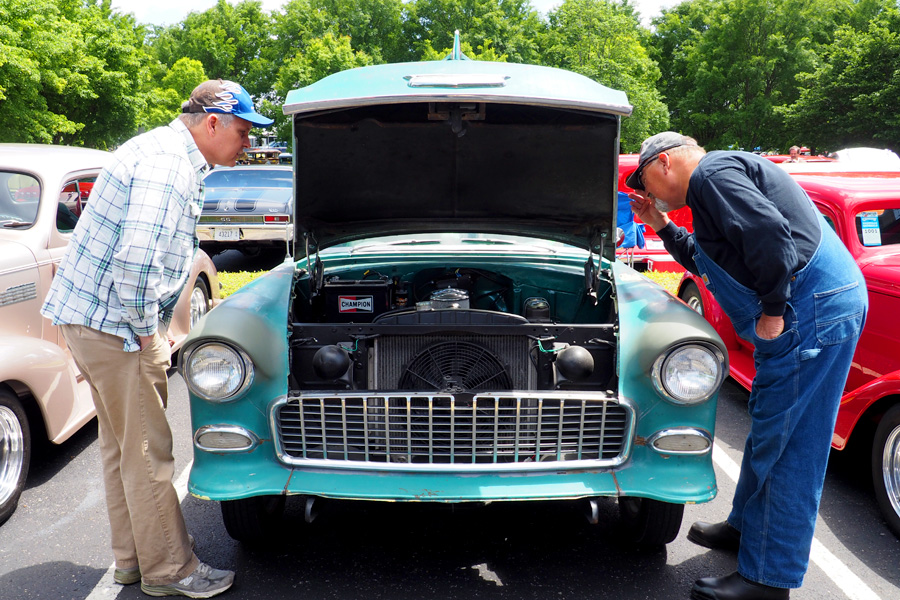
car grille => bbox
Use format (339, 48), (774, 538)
(273, 392), (632, 471)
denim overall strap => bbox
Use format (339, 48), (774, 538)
(691, 216), (867, 589)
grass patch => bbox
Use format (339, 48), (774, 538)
(218, 270), (268, 298)
(642, 269), (683, 295)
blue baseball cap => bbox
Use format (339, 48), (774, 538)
(182, 79), (274, 127)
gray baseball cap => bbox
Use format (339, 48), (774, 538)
(625, 131), (693, 191)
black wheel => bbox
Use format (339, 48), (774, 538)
(0, 390), (31, 525)
(189, 277), (210, 329)
(618, 496), (684, 547)
(221, 495), (286, 543)
(679, 281), (705, 316)
(872, 404), (900, 537)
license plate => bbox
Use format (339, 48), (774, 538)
(214, 228), (241, 241)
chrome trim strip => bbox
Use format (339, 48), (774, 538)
(646, 428), (713, 456)
(284, 94), (633, 118)
(0, 282), (37, 307)
(193, 424), (261, 453)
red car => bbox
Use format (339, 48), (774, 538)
(676, 171), (900, 537)
(616, 154), (691, 272)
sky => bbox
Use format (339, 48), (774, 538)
(110, 0), (676, 27)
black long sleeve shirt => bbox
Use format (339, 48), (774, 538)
(658, 151), (821, 317)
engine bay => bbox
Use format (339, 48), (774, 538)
(288, 262), (618, 395)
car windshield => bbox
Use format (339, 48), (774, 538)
(857, 208), (900, 247)
(0, 170), (40, 227)
(205, 169), (292, 189)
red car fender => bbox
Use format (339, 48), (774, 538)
(678, 272), (740, 348)
(833, 371), (900, 450)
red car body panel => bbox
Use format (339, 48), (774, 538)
(677, 172), (900, 451)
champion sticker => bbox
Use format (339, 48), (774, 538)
(339, 295), (374, 313)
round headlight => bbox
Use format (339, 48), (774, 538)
(185, 343), (253, 401)
(652, 344), (724, 404)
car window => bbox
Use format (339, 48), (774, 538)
(57, 177), (96, 233)
(205, 169), (292, 189)
(856, 208), (900, 247)
(0, 171), (40, 228)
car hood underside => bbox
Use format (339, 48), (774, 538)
(285, 61), (629, 259)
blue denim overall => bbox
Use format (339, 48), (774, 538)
(692, 215), (867, 588)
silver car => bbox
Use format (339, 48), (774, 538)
(197, 165), (293, 257)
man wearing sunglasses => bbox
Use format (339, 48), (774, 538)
(627, 132), (866, 600)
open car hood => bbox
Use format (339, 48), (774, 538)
(284, 56), (631, 261)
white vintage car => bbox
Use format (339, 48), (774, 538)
(0, 144), (220, 524)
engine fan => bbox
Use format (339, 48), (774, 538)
(398, 341), (513, 392)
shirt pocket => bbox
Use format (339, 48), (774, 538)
(814, 282), (864, 346)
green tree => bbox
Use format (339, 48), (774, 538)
(272, 33), (374, 141)
(419, 37), (508, 61)
(0, 0), (150, 147)
(59, 2), (152, 147)
(542, 0), (669, 151)
(140, 58), (208, 131)
(403, 0), (545, 64)
(151, 0), (272, 96)
(651, 0), (844, 151)
(784, 5), (900, 152)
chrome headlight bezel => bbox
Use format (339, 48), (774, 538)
(651, 342), (725, 405)
(183, 342), (254, 402)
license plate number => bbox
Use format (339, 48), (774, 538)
(214, 228), (241, 241)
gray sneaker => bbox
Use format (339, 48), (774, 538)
(114, 534), (195, 585)
(140, 562), (234, 598)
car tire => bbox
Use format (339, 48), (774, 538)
(0, 390), (31, 525)
(872, 403), (900, 537)
(679, 281), (704, 316)
(618, 496), (684, 547)
(189, 277), (210, 329)
(221, 495), (286, 543)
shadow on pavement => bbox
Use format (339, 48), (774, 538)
(0, 561), (108, 600)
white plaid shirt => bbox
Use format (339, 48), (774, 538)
(41, 119), (208, 352)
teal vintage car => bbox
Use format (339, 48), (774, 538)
(180, 40), (728, 547)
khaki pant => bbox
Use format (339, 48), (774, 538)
(61, 324), (198, 585)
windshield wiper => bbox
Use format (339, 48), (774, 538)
(2, 221), (33, 228)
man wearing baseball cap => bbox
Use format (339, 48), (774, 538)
(627, 133), (867, 600)
(42, 80), (272, 598)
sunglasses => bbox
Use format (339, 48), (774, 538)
(638, 154), (663, 189)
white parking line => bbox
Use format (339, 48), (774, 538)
(712, 442), (881, 600)
(85, 461), (193, 600)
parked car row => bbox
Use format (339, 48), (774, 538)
(0, 144), (220, 524)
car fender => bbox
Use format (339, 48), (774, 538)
(168, 249), (221, 351)
(833, 370), (900, 450)
(0, 336), (93, 445)
(677, 272), (741, 348)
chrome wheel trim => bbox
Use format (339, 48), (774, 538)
(686, 295), (704, 315)
(882, 423), (900, 520)
(0, 405), (25, 506)
(189, 284), (209, 328)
